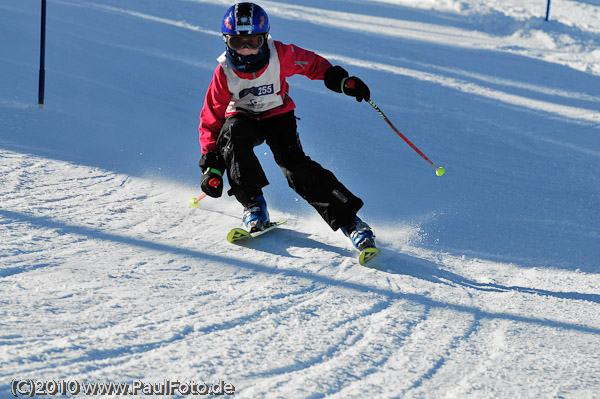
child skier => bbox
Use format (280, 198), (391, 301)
(198, 2), (376, 252)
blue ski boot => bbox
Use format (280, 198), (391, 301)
(243, 196), (270, 233)
(341, 216), (376, 251)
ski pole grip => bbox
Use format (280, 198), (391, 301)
(341, 76), (355, 92)
(204, 167), (222, 188)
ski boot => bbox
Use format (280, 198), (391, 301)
(341, 216), (376, 251)
(243, 195), (270, 233)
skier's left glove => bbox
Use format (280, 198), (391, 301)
(341, 77), (370, 102)
(324, 65), (370, 102)
(199, 152), (225, 198)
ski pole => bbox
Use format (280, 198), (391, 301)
(189, 177), (220, 208)
(189, 193), (207, 208)
(367, 99), (445, 176)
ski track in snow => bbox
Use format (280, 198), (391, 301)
(1, 149), (599, 397)
(53, 0), (600, 126)
(1, 0), (600, 397)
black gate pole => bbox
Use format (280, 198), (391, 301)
(545, 0), (551, 21)
(38, 0), (47, 108)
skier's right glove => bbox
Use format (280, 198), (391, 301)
(198, 152), (225, 198)
(201, 169), (223, 198)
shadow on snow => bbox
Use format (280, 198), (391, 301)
(2, 208), (598, 336)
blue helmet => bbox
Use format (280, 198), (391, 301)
(221, 3), (269, 36)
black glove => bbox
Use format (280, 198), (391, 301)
(341, 76), (370, 102)
(324, 65), (370, 102)
(201, 170), (223, 198)
(198, 152), (225, 198)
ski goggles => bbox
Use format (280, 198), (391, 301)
(223, 34), (265, 51)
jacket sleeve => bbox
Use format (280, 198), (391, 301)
(275, 41), (333, 81)
(198, 65), (231, 155)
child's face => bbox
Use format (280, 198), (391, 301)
(236, 48), (260, 56)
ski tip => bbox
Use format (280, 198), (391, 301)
(227, 228), (251, 243)
(227, 220), (287, 243)
(359, 247), (380, 265)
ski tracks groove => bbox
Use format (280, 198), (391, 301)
(3, 149), (599, 398)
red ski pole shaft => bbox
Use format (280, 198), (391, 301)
(368, 99), (443, 175)
(193, 193), (208, 204)
(191, 177), (221, 207)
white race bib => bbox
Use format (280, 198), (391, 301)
(218, 37), (283, 115)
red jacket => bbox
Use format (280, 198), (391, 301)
(199, 40), (332, 154)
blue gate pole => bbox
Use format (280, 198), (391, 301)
(38, 0), (47, 108)
(545, 0), (551, 21)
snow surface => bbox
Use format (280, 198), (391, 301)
(1, 0), (599, 397)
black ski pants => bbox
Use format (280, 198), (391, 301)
(217, 111), (363, 231)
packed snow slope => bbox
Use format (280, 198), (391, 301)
(1, 0), (599, 398)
